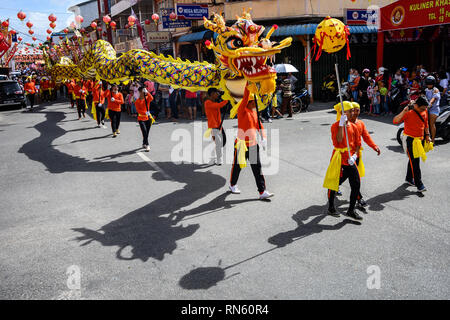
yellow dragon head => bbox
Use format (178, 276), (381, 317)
(204, 9), (292, 99)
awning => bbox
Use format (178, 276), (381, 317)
(177, 30), (217, 43)
(267, 23), (377, 37)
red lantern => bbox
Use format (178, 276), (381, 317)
(18, 36), (23, 41)
(26, 21), (33, 28)
(25, 42), (30, 46)
(97, 27), (102, 32)
(169, 12), (177, 21)
(59, 36), (63, 40)
(28, 30), (34, 35)
(48, 14), (57, 22)
(32, 37), (37, 41)
(47, 29), (52, 34)
(63, 28), (69, 34)
(145, 19), (150, 25)
(90, 21), (97, 29)
(75, 15), (84, 24)
(1, 21), (9, 28)
(125, 24), (129, 29)
(110, 21), (116, 29)
(47, 36), (51, 41)
(103, 15), (111, 25)
(9, 30), (16, 35)
(102, 32), (107, 37)
(39, 43), (42, 46)
(151, 13), (159, 25)
(17, 11), (26, 21)
(50, 22), (56, 29)
(128, 15), (136, 26)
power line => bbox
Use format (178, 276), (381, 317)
(0, 7), (74, 15)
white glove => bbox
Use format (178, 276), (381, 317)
(107, 84), (111, 90)
(143, 88), (148, 94)
(81, 90), (85, 94)
(146, 111), (150, 116)
(111, 97), (115, 102)
(339, 114), (348, 127)
(260, 138), (267, 151)
(348, 154), (357, 166)
(98, 103), (102, 107)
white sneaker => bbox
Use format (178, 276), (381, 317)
(215, 159), (223, 166)
(229, 185), (241, 194)
(259, 190), (274, 200)
(145, 145), (150, 152)
(102, 125), (107, 129)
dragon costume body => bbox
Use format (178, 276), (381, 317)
(44, 10), (292, 115)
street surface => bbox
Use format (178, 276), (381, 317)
(0, 99), (449, 299)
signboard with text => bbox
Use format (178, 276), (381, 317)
(147, 31), (171, 43)
(345, 8), (378, 25)
(175, 3), (209, 20)
(161, 8), (192, 29)
(380, 0), (450, 31)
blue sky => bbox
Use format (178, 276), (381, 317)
(0, 0), (80, 45)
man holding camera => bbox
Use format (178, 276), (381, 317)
(393, 96), (432, 192)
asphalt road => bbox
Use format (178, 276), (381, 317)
(0, 99), (449, 300)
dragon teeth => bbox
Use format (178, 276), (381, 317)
(251, 66), (256, 74)
(251, 57), (256, 65)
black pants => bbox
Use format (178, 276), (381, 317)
(360, 93), (370, 112)
(405, 136), (423, 187)
(86, 94), (93, 109)
(109, 110), (121, 133)
(230, 143), (266, 193)
(138, 119), (152, 146)
(43, 90), (50, 102)
(328, 164), (361, 213)
(27, 94), (35, 109)
(76, 99), (86, 118)
(95, 103), (105, 125)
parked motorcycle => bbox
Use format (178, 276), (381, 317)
(396, 105), (450, 145)
(321, 78), (336, 102)
(389, 80), (404, 114)
(290, 88), (310, 113)
(336, 81), (351, 102)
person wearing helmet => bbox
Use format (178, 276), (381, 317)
(425, 75), (440, 143)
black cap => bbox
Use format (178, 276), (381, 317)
(415, 95), (429, 107)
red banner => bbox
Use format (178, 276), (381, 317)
(380, 0), (450, 31)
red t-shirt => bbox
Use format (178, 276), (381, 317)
(135, 95), (154, 121)
(330, 121), (361, 166)
(73, 84), (87, 99)
(205, 99), (228, 129)
(354, 119), (378, 151)
(105, 91), (124, 112)
(396, 109), (428, 139)
(185, 90), (197, 99)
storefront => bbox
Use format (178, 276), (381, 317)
(377, 0), (450, 71)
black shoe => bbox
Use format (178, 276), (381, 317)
(405, 179), (415, 186)
(346, 210), (363, 220)
(336, 190), (342, 196)
(357, 198), (367, 208)
(327, 207), (340, 217)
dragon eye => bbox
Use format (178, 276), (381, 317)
(226, 37), (244, 50)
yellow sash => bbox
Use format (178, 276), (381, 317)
(204, 128), (212, 138)
(105, 108), (110, 120)
(405, 135), (433, 162)
(91, 102), (97, 121)
(235, 139), (248, 169)
(358, 147), (365, 178)
(84, 97), (89, 111)
(323, 148), (347, 191)
(138, 114), (155, 125)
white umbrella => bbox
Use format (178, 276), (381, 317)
(274, 64), (299, 73)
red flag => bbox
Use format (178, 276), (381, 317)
(131, 8), (148, 51)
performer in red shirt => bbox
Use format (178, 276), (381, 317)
(73, 80), (87, 119)
(349, 102), (381, 208)
(105, 84), (124, 137)
(24, 79), (37, 111)
(92, 80), (107, 127)
(204, 88), (228, 165)
(134, 87), (154, 151)
(229, 87), (273, 200)
(323, 102), (362, 220)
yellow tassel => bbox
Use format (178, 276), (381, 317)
(358, 148), (365, 178)
(323, 148), (347, 191)
(84, 97), (88, 111)
(105, 108), (110, 120)
(424, 140), (434, 153)
(204, 128), (212, 138)
(91, 101), (97, 121)
(235, 139), (248, 169)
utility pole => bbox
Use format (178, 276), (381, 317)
(103, 0), (113, 44)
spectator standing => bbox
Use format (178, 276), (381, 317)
(358, 69), (371, 113)
(280, 74), (293, 117)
